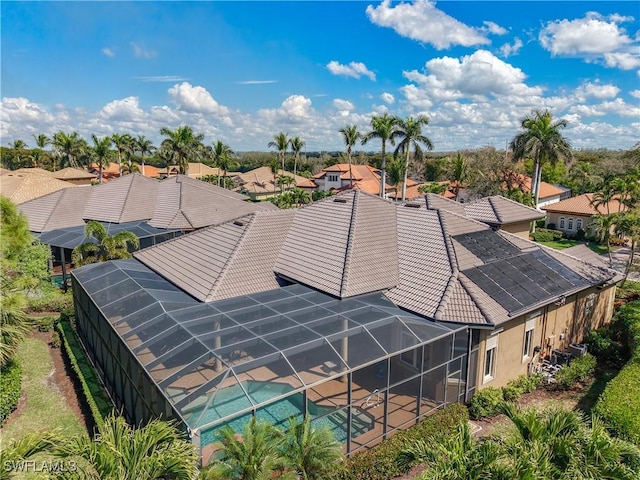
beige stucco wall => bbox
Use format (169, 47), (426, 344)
(500, 221), (533, 239)
(545, 212), (593, 235)
(477, 284), (616, 389)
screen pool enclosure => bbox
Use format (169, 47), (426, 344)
(72, 259), (474, 460)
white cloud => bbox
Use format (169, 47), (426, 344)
(327, 61), (376, 81)
(1, 97), (56, 138)
(333, 99), (354, 111)
(236, 80), (278, 85)
(539, 12), (639, 69)
(365, 0), (490, 49)
(130, 42), (157, 59)
(168, 82), (229, 116)
(499, 37), (523, 58)
(630, 90), (640, 99)
(99, 97), (146, 121)
(102, 47), (115, 58)
(135, 75), (188, 82)
(575, 81), (620, 100)
(482, 21), (507, 35)
(380, 92), (395, 104)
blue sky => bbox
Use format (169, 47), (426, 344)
(2, 1), (639, 152)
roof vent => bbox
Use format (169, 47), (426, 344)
(233, 220), (245, 226)
(405, 202), (422, 208)
(333, 197), (348, 203)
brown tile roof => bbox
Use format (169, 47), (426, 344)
(314, 164), (394, 195)
(18, 187), (93, 232)
(423, 193), (466, 216)
(139, 164), (162, 178)
(464, 196), (544, 225)
(0, 172), (77, 204)
(160, 163), (230, 178)
(7, 167), (55, 176)
(50, 167), (97, 180)
(233, 166), (317, 194)
(541, 193), (626, 216)
(275, 190), (399, 298)
(135, 210), (296, 302)
(148, 175), (275, 230)
(514, 174), (566, 199)
(83, 174), (160, 223)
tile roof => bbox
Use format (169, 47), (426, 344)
(6, 167), (54, 176)
(233, 166), (317, 194)
(541, 193), (627, 216)
(513, 174), (566, 199)
(161, 163), (230, 178)
(423, 193), (466, 216)
(50, 167), (97, 180)
(0, 172), (77, 204)
(83, 174), (160, 223)
(139, 164), (162, 178)
(313, 164), (395, 195)
(464, 195), (544, 225)
(18, 187), (93, 232)
(275, 191), (399, 298)
(135, 210), (295, 302)
(148, 175), (274, 230)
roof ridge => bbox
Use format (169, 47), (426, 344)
(339, 190), (359, 298)
(117, 174), (137, 223)
(205, 214), (256, 302)
(434, 209), (461, 320)
(488, 196), (502, 223)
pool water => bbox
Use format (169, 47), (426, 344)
(197, 381), (374, 448)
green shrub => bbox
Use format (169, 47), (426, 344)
(34, 315), (57, 332)
(586, 327), (625, 367)
(333, 403), (468, 480)
(27, 286), (73, 313)
(0, 359), (22, 426)
(554, 353), (596, 390)
(531, 230), (554, 242)
(469, 387), (504, 419)
(51, 331), (61, 348)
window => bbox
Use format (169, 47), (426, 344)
(400, 331), (419, 368)
(327, 174), (339, 182)
(568, 218), (574, 230)
(522, 315), (537, 361)
(585, 293), (596, 315)
(559, 217), (566, 229)
(576, 218), (583, 231)
(483, 335), (498, 383)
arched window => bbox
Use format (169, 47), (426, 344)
(576, 218), (583, 230)
(559, 217), (566, 229)
(568, 218), (574, 230)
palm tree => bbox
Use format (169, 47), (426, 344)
(111, 133), (129, 176)
(592, 214), (617, 267)
(72, 221), (140, 267)
(135, 135), (154, 177)
(0, 291), (29, 366)
(568, 161), (602, 195)
(33, 133), (50, 150)
(614, 211), (640, 287)
(52, 131), (86, 170)
(279, 416), (342, 480)
(160, 126), (205, 176)
(268, 158), (280, 195)
(339, 124), (361, 189)
(386, 155), (406, 198)
(268, 132), (289, 172)
(510, 109), (572, 210)
(211, 140), (236, 188)
(362, 113), (400, 198)
(91, 135), (113, 184)
(290, 136), (305, 177)
(204, 417), (285, 480)
(56, 415), (199, 480)
(394, 115), (434, 202)
(448, 152), (471, 201)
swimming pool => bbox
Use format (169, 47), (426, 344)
(196, 381), (374, 447)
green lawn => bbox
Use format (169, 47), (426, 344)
(1, 336), (86, 442)
(537, 239), (609, 255)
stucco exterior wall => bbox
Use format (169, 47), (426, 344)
(545, 212), (593, 235)
(476, 284), (616, 389)
(500, 221), (533, 239)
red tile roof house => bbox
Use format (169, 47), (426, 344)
(312, 163), (403, 196)
(541, 193), (628, 237)
(69, 189), (620, 463)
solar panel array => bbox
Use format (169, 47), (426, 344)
(453, 230), (521, 263)
(463, 250), (589, 313)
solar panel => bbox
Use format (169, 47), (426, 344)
(453, 230), (520, 263)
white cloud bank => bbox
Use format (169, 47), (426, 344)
(327, 61), (376, 81)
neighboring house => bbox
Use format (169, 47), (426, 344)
(0, 170), (77, 204)
(542, 193), (627, 236)
(313, 163), (397, 195)
(388, 182), (456, 201)
(71, 190), (619, 463)
(232, 166), (317, 201)
(160, 162), (238, 180)
(50, 167), (97, 185)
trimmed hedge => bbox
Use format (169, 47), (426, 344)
(57, 319), (113, 426)
(0, 359), (22, 426)
(531, 228), (564, 243)
(595, 300), (640, 444)
(332, 403), (469, 480)
(469, 386), (504, 419)
(553, 353), (596, 390)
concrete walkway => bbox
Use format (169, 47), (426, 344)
(605, 246), (639, 282)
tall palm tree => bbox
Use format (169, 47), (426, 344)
(614, 211), (640, 287)
(211, 140), (235, 188)
(289, 136), (305, 177)
(56, 415), (199, 480)
(279, 416), (342, 480)
(72, 221), (140, 267)
(9, 139), (27, 150)
(568, 161), (602, 195)
(448, 152), (471, 201)
(268, 132), (289, 172)
(268, 158), (280, 195)
(387, 155), (406, 199)
(160, 126), (205, 176)
(510, 109), (572, 210)
(111, 133), (131, 176)
(394, 115), (434, 202)
(362, 113), (400, 198)
(277, 174), (295, 193)
(91, 135), (113, 184)
(205, 417), (285, 480)
(135, 135), (154, 177)
(52, 131), (86, 170)
(33, 133), (50, 150)
(592, 214), (617, 267)
(339, 124), (361, 189)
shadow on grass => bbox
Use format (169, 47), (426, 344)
(575, 365), (620, 414)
